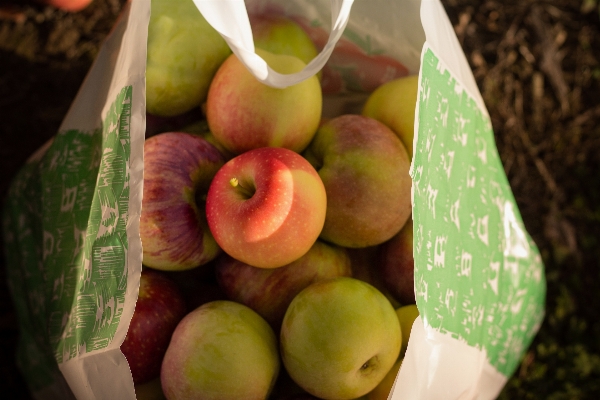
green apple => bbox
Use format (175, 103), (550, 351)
(250, 13), (320, 77)
(395, 304), (419, 356)
(280, 277), (401, 399)
(161, 301), (280, 400)
(146, 0), (231, 116)
(206, 49), (322, 155)
(362, 75), (419, 158)
(303, 114), (412, 248)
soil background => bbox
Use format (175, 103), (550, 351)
(1, 0), (599, 398)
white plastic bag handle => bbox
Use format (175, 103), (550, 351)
(192, 0), (355, 88)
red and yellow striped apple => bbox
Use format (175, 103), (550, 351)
(140, 132), (225, 271)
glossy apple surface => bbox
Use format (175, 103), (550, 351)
(140, 132), (224, 271)
(215, 239), (352, 329)
(362, 75), (419, 158)
(161, 300), (280, 400)
(206, 49), (322, 155)
(121, 269), (187, 385)
(280, 277), (401, 399)
(303, 114), (412, 248)
(378, 218), (415, 305)
(146, 0), (231, 116)
(205, 147), (327, 269)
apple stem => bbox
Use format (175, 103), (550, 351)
(230, 177), (254, 199)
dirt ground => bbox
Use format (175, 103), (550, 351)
(1, 0), (599, 398)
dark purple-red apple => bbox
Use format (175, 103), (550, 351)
(122, 269), (187, 385)
(140, 132), (225, 271)
(215, 239), (352, 329)
(205, 147), (327, 269)
(378, 218), (415, 305)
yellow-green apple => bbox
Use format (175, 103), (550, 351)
(366, 358), (403, 400)
(140, 132), (225, 271)
(378, 218), (415, 305)
(161, 300), (280, 400)
(362, 75), (419, 158)
(280, 277), (401, 399)
(146, 0), (231, 116)
(250, 13), (319, 76)
(205, 147), (327, 269)
(395, 304), (419, 356)
(205, 49), (322, 155)
(121, 269), (187, 385)
(303, 114), (412, 248)
(215, 239), (352, 329)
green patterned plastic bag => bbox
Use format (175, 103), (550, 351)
(2, 1), (147, 398)
(2, 0), (545, 399)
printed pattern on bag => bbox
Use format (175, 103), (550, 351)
(411, 48), (546, 378)
(3, 86), (133, 390)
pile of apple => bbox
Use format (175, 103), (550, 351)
(124, 1), (421, 399)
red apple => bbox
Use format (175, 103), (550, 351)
(140, 132), (225, 271)
(378, 218), (415, 305)
(122, 269), (187, 385)
(205, 147), (327, 269)
(303, 114), (412, 248)
(205, 49), (322, 155)
(215, 239), (352, 329)
(39, 0), (92, 12)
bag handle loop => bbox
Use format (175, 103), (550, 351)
(192, 0), (355, 88)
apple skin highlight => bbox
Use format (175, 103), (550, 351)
(206, 147), (327, 269)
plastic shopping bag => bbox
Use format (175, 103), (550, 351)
(2, 0), (545, 399)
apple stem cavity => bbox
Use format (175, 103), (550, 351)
(230, 177), (255, 199)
